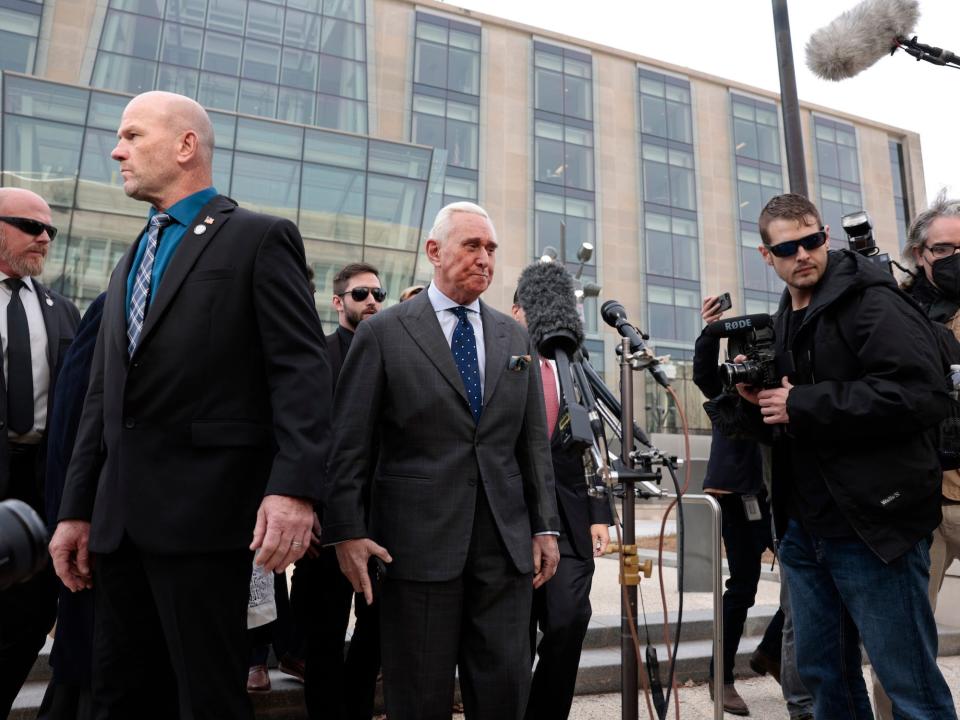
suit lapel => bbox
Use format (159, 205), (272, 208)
(135, 196), (234, 354)
(109, 225), (147, 363)
(31, 280), (60, 370)
(398, 292), (470, 408)
(480, 300), (507, 407)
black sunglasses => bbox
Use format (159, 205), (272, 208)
(0, 216), (58, 242)
(339, 286), (386, 302)
(768, 230), (826, 258)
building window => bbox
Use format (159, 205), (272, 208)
(731, 94), (784, 312)
(889, 140), (910, 249)
(0, 1), (43, 74)
(411, 13), (480, 204)
(638, 68), (705, 432)
(813, 116), (862, 249)
(91, 0), (368, 131)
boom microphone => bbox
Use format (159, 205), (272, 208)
(805, 0), (919, 81)
(702, 314), (774, 339)
(517, 260), (584, 360)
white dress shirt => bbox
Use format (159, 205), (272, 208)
(0, 272), (50, 442)
(427, 283), (486, 394)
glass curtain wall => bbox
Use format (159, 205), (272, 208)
(731, 93), (784, 315)
(0, 0), (43, 73)
(1, 75), (441, 325)
(813, 115), (862, 250)
(410, 12), (480, 204)
(637, 68), (705, 432)
(91, 0), (368, 132)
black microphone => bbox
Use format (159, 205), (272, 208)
(517, 260), (584, 360)
(806, 0), (919, 80)
(701, 313), (774, 339)
(600, 300), (670, 389)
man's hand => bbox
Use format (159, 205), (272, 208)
(305, 512), (323, 559)
(731, 354), (762, 405)
(701, 295), (724, 324)
(250, 495), (314, 573)
(532, 534), (560, 589)
(49, 520), (93, 592)
(590, 524), (610, 558)
(335, 538), (392, 606)
(758, 376), (794, 425)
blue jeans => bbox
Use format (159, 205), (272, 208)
(778, 520), (957, 720)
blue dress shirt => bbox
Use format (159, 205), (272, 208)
(125, 187), (219, 311)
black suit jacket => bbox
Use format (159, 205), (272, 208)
(548, 410), (613, 560)
(0, 279), (80, 508)
(59, 195), (332, 554)
(323, 289), (560, 581)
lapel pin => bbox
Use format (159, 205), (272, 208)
(45, 293), (54, 307)
(193, 224), (207, 235)
(204, 216), (214, 224)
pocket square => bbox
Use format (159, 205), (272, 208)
(508, 354), (531, 371)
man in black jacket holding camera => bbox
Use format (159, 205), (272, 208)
(731, 194), (956, 719)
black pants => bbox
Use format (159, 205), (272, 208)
(525, 537), (594, 720)
(711, 491), (783, 683)
(91, 537), (254, 720)
(0, 445), (57, 717)
(290, 546), (381, 720)
(379, 486), (532, 720)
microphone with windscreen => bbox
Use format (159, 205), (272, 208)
(806, 0), (959, 81)
(517, 260), (591, 449)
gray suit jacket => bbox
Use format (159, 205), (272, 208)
(322, 289), (559, 582)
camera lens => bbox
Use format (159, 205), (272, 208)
(0, 499), (49, 591)
(719, 361), (764, 390)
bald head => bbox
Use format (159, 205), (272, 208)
(112, 91), (215, 210)
(0, 187), (54, 277)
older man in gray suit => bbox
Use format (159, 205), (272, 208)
(324, 201), (560, 720)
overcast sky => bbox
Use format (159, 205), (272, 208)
(450, 0), (958, 206)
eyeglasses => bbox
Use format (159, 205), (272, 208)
(767, 230), (827, 258)
(338, 286), (386, 302)
(0, 216), (58, 241)
(923, 243), (960, 260)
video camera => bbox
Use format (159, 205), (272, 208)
(703, 314), (794, 392)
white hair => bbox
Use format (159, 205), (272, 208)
(429, 201), (495, 245)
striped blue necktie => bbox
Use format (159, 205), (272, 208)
(448, 306), (482, 423)
(127, 212), (171, 356)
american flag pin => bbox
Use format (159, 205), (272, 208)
(204, 216), (214, 224)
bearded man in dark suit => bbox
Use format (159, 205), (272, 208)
(0, 187), (80, 717)
(324, 201), (561, 720)
(49, 91), (331, 719)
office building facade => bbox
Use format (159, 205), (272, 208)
(0, 0), (926, 432)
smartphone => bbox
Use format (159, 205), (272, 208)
(368, 556), (387, 602)
(716, 292), (732, 312)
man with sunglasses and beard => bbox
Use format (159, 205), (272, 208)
(729, 193), (957, 719)
(0, 188), (80, 715)
(289, 262), (384, 719)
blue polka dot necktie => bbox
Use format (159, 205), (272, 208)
(448, 306), (482, 423)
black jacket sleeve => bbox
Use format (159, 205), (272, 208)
(692, 328), (722, 400)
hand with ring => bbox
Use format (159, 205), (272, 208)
(250, 494), (314, 572)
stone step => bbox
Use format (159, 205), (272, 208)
(15, 624), (960, 720)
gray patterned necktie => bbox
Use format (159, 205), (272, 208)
(127, 213), (171, 356)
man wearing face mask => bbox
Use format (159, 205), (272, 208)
(871, 192), (960, 720)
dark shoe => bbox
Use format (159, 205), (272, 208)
(278, 653), (305, 683)
(749, 647), (781, 684)
(247, 664), (271, 693)
(709, 682), (750, 716)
